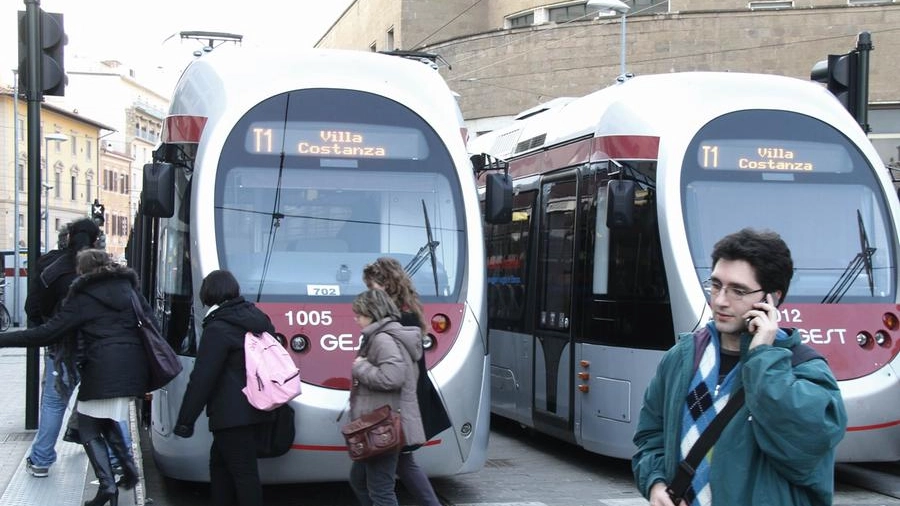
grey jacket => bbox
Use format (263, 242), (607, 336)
(350, 318), (426, 447)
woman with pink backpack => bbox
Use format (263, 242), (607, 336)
(173, 270), (276, 506)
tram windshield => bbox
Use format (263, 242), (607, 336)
(214, 89), (465, 302)
(681, 110), (897, 303)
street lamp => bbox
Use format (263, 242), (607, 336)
(41, 183), (53, 252)
(587, 0), (631, 78)
(43, 133), (67, 253)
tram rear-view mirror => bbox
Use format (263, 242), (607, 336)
(485, 173), (512, 224)
(607, 180), (635, 229)
(142, 162), (175, 218)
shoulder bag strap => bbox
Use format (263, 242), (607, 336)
(666, 388), (746, 502)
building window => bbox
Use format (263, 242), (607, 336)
(54, 172), (61, 198)
(17, 161), (25, 192)
(87, 179), (92, 202)
(86, 139), (92, 161)
(71, 175), (77, 200)
(508, 12), (535, 28)
(71, 136), (77, 155)
(549, 4), (587, 23)
(748, 0), (793, 9)
(369, 41), (377, 52)
(387, 28), (395, 51)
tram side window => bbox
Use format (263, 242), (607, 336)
(605, 185), (666, 300)
(538, 181), (577, 330)
(485, 190), (535, 331)
(154, 172), (195, 356)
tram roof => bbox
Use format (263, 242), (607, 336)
(469, 72), (849, 161)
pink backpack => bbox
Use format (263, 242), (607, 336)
(242, 331), (302, 411)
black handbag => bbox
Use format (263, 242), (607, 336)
(129, 291), (182, 391)
(255, 404), (296, 458)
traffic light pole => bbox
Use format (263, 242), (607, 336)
(856, 31), (872, 133)
(23, 0), (43, 430)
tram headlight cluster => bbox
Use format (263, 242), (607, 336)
(290, 334), (310, 353)
(855, 311), (896, 348)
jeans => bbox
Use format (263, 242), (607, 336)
(28, 354), (74, 467)
(349, 451), (401, 506)
(397, 451), (441, 506)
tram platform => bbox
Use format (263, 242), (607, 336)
(0, 338), (146, 506)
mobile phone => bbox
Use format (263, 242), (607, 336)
(746, 293), (772, 327)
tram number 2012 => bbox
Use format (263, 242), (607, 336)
(284, 310), (333, 326)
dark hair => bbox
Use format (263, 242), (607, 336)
(67, 218), (100, 252)
(711, 228), (793, 304)
(352, 289), (400, 322)
(199, 270), (241, 306)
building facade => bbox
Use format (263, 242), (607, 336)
(318, 0), (900, 166)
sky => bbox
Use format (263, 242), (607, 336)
(3, 0), (354, 93)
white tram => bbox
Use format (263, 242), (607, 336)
(471, 72), (900, 462)
(131, 48), (490, 482)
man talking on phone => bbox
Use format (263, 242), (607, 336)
(632, 228), (847, 506)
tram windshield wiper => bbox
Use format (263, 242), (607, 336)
(404, 200), (440, 296)
(822, 209), (876, 303)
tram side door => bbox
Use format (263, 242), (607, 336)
(532, 173), (578, 434)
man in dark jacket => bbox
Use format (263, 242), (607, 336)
(21, 221), (84, 478)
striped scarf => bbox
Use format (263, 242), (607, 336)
(678, 323), (741, 506)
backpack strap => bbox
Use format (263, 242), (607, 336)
(790, 342), (824, 366)
(666, 341), (824, 502)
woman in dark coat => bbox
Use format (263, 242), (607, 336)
(0, 249), (150, 506)
(173, 270), (276, 506)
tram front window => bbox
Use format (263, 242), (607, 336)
(216, 167), (462, 302)
(681, 110), (896, 303)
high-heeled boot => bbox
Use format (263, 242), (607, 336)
(83, 438), (118, 506)
(103, 423), (138, 490)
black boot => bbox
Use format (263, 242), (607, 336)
(103, 423), (138, 490)
(82, 438), (118, 506)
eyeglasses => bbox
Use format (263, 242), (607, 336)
(702, 278), (764, 302)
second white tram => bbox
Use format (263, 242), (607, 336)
(471, 72), (900, 462)
(131, 48), (490, 482)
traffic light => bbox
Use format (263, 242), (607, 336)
(91, 199), (106, 227)
(811, 51), (859, 119)
(17, 9), (67, 97)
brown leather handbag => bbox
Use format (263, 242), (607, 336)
(341, 404), (404, 461)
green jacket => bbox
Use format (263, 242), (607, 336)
(632, 323), (847, 506)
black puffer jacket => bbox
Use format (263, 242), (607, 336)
(176, 297), (276, 432)
(0, 265), (151, 401)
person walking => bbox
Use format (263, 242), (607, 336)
(348, 289), (426, 506)
(173, 270), (277, 506)
(632, 228), (847, 506)
(362, 258), (450, 506)
(1, 249), (149, 506)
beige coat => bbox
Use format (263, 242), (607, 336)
(349, 318), (426, 447)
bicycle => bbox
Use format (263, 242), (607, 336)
(0, 280), (10, 331)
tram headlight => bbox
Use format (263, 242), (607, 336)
(431, 313), (450, 333)
(423, 333), (436, 350)
(856, 332), (871, 347)
(273, 333), (287, 346)
(884, 312), (899, 331)
(874, 330), (890, 347)
(290, 334), (310, 353)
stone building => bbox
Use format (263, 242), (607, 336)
(317, 0), (900, 165)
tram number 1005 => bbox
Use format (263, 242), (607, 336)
(285, 310), (333, 326)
